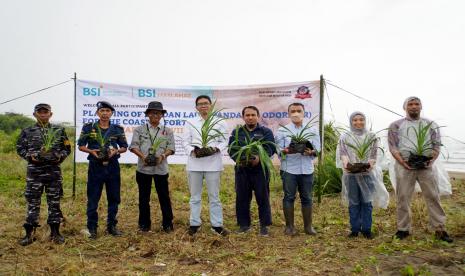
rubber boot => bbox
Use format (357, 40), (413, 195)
(283, 207), (298, 236)
(302, 206), (317, 235)
(49, 223), (65, 244)
(19, 224), (35, 246)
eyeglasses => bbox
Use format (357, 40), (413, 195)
(147, 111), (163, 116)
(196, 102), (211, 107)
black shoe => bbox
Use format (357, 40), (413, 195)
(348, 232), (358, 238)
(394, 230), (409, 240)
(107, 225), (123, 236)
(88, 228), (97, 239)
(19, 224), (36, 246)
(188, 226), (200, 236)
(435, 231), (453, 243)
(235, 226), (251, 234)
(259, 225), (269, 237)
(211, 226), (229, 236)
(362, 231), (373, 239)
(49, 223), (65, 244)
(138, 226), (150, 232)
(163, 224), (174, 233)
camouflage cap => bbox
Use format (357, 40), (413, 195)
(34, 103), (51, 112)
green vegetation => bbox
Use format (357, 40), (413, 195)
(228, 125), (278, 179)
(88, 123), (111, 148)
(405, 121), (440, 157)
(341, 130), (383, 162)
(0, 113), (463, 275)
(149, 136), (167, 154)
(188, 101), (226, 149)
(38, 123), (62, 152)
(0, 112), (35, 134)
(278, 116), (318, 143)
(314, 122), (343, 201)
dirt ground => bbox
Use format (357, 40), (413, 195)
(0, 155), (464, 275)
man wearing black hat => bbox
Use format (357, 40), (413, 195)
(129, 101), (176, 233)
(78, 101), (128, 239)
(16, 103), (72, 245)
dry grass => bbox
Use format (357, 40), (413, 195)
(0, 152), (464, 275)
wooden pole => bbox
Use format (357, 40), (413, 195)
(317, 74), (325, 203)
(72, 72), (77, 198)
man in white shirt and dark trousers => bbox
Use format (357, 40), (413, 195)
(182, 95), (229, 236)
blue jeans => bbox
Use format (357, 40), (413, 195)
(281, 171), (313, 209)
(346, 174), (373, 234)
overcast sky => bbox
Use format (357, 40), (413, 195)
(1, 0), (464, 143)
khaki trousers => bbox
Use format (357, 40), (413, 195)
(395, 162), (446, 231)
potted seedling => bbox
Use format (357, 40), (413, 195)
(403, 121), (441, 169)
(228, 125), (278, 178)
(144, 136), (168, 166)
(38, 124), (62, 163)
(279, 116), (319, 154)
(89, 125), (112, 165)
(189, 101), (226, 158)
(342, 131), (384, 173)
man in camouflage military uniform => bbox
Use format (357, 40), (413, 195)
(16, 103), (71, 246)
(78, 101), (128, 239)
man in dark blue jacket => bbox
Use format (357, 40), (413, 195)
(78, 101), (128, 239)
(228, 106), (276, 236)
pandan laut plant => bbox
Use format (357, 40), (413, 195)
(403, 121), (442, 169)
(228, 125), (278, 180)
(342, 129), (385, 173)
(189, 101), (226, 158)
(279, 116), (319, 154)
(88, 124), (113, 165)
(38, 122), (62, 162)
(145, 136), (168, 166)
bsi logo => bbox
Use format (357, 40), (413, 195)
(83, 87), (101, 96)
(138, 89), (156, 97)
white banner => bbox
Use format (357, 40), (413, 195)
(76, 79), (321, 164)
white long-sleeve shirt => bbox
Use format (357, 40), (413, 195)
(182, 115), (228, 172)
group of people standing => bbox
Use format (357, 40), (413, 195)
(16, 95), (453, 246)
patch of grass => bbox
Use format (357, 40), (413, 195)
(0, 131), (464, 275)
(400, 264), (415, 276)
(352, 263), (363, 274)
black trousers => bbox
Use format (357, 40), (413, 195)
(136, 171), (173, 229)
(235, 166), (272, 227)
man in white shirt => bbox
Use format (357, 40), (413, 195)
(182, 95), (229, 236)
(275, 103), (320, 236)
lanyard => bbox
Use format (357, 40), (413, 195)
(146, 124), (161, 146)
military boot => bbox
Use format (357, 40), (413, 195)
(283, 207), (298, 236)
(19, 224), (35, 246)
(302, 206), (317, 235)
(49, 223), (65, 244)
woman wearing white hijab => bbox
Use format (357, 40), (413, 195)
(337, 111), (389, 239)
